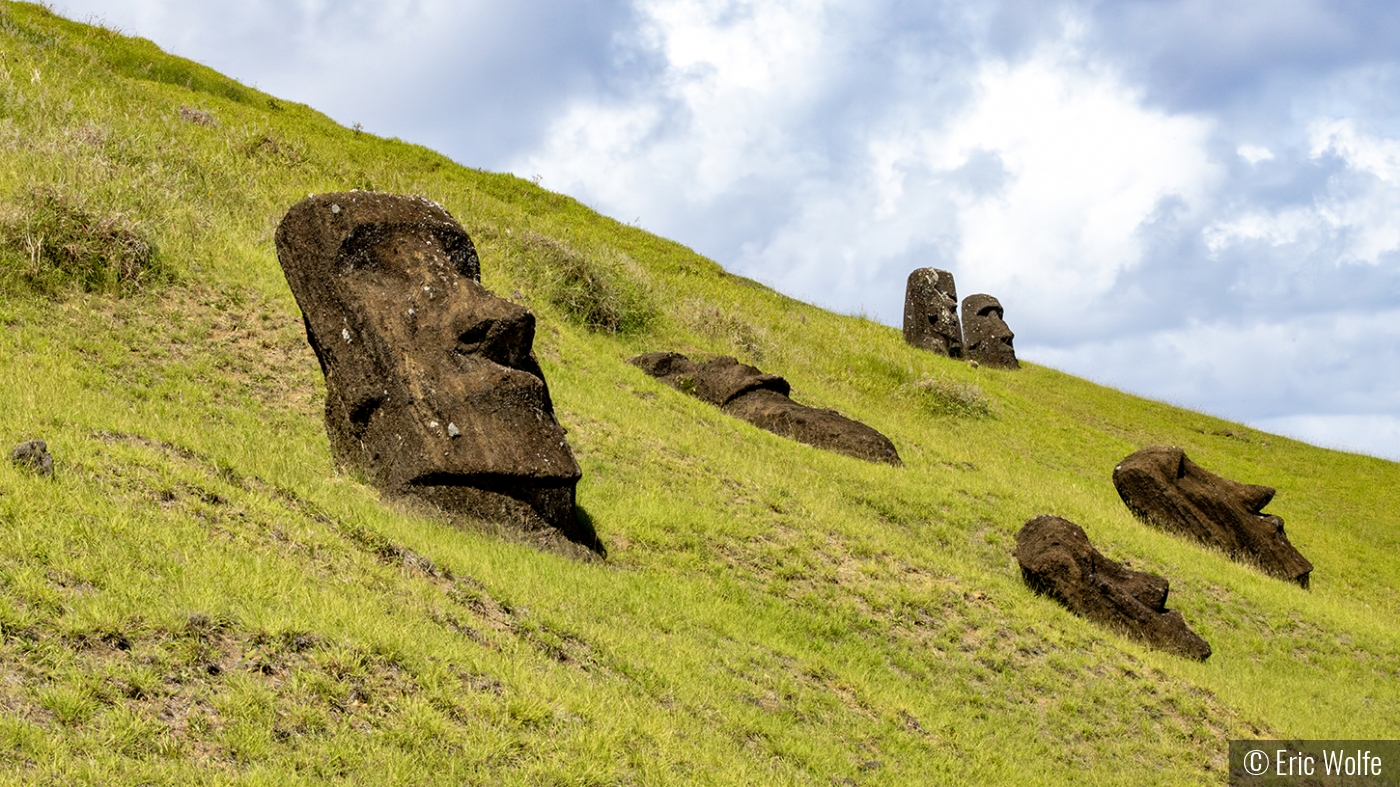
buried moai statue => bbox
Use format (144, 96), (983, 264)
(274, 192), (600, 555)
(961, 294), (1018, 369)
(1014, 515), (1212, 660)
(629, 352), (901, 465)
(902, 268), (963, 357)
(1112, 446), (1312, 587)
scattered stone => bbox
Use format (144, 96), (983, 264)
(275, 192), (599, 554)
(628, 352), (901, 465)
(1014, 514), (1212, 660)
(961, 294), (1018, 369)
(902, 268), (963, 358)
(1112, 445), (1312, 587)
(178, 107), (217, 126)
(10, 440), (54, 477)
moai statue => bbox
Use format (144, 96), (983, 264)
(962, 294), (1018, 369)
(274, 192), (599, 554)
(1014, 515), (1212, 660)
(902, 268), (963, 357)
(1113, 446), (1312, 587)
(628, 353), (901, 465)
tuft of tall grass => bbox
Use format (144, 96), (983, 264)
(908, 375), (993, 418)
(0, 186), (167, 296)
(679, 296), (769, 361)
(517, 231), (656, 334)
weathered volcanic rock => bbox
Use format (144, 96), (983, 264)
(10, 440), (54, 477)
(961, 294), (1018, 369)
(275, 192), (598, 554)
(1014, 515), (1212, 660)
(628, 352), (901, 465)
(902, 268), (963, 358)
(1112, 445), (1312, 587)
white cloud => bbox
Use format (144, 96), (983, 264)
(934, 47), (1217, 310)
(1249, 414), (1400, 461)
(1205, 118), (1400, 264)
(519, 7), (1219, 325)
(1237, 143), (1274, 163)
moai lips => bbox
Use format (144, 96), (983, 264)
(1113, 445), (1312, 587)
(1014, 515), (1212, 661)
(275, 192), (598, 554)
(902, 268), (963, 358)
(961, 294), (1018, 369)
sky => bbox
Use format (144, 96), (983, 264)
(54, 0), (1400, 461)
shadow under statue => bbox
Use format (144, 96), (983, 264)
(275, 192), (601, 556)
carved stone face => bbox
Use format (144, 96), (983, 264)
(902, 268), (963, 358)
(961, 294), (1018, 369)
(1014, 514), (1211, 660)
(1112, 445), (1312, 587)
(275, 192), (591, 549)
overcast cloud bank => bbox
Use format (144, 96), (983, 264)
(55, 0), (1400, 460)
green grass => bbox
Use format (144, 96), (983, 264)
(0, 2), (1397, 784)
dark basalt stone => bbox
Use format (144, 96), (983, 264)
(628, 352), (901, 465)
(10, 440), (54, 477)
(961, 294), (1018, 369)
(1014, 515), (1212, 660)
(902, 268), (963, 358)
(275, 192), (598, 555)
(1112, 445), (1312, 587)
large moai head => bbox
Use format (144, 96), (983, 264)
(1014, 515), (1212, 660)
(1112, 446), (1312, 587)
(274, 192), (596, 552)
(902, 268), (963, 358)
(961, 294), (1018, 369)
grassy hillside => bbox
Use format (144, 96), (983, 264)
(0, 3), (1397, 784)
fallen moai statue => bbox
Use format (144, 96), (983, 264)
(1112, 445), (1312, 587)
(1014, 514), (1212, 660)
(628, 352), (901, 465)
(961, 294), (1018, 369)
(903, 267), (963, 358)
(275, 192), (599, 555)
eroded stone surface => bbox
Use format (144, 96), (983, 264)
(628, 352), (901, 465)
(902, 268), (963, 358)
(275, 192), (598, 554)
(961, 294), (1018, 369)
(10, 440), (53, 477)
(1014, 514), (1211, 660)
(1112, 445), (1312, 587)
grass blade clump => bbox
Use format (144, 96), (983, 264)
(909, 375), (992, 418)
(518, 231), (656, 334)
(0, 187), (167, 296)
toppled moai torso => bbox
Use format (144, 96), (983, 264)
(1112, 446), (1312, 587)
(961, 294), (1018, 369)
(1014, 515), (1211, 660)
(275, 192), (598, 554)
(629, 352), (901, 465)
(903, 268), (963, 357)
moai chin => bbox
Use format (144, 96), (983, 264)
(274, 192), (599, 553)
(902, 268), (963, 358)
(962, 294), (1018, 369)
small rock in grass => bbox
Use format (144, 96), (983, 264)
(10, 440), (54, 477)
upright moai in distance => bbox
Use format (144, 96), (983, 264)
(902, 268), (963, 357)
(962, 294), (1018, 369)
